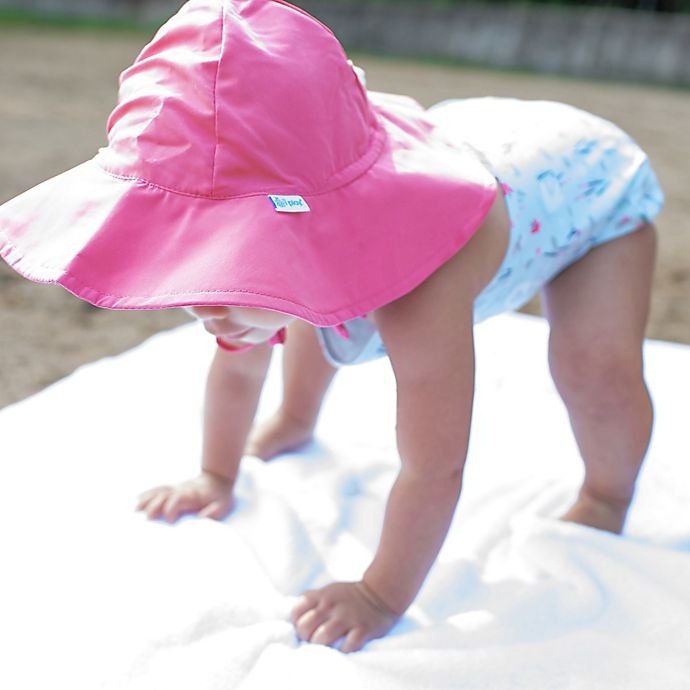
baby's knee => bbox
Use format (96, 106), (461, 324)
(548, 335), (645, 409)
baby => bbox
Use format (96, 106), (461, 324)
(0, 0), (662, 654)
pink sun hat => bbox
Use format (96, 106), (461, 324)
(0, 0), (497, 327)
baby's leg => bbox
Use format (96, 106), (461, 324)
(245, 320), (338, 460)
(541, 224), (656, 533)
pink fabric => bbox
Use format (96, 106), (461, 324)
(216, 326), (285, 352)
(216, 337), (255, 353)
(0, 0), (497, 326)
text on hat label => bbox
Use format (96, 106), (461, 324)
(268, 195), (311, 213)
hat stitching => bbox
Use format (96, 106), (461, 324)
(0, 218), (473, 315)
(210, 5), (224, 195)
(95, 127), (386, 200)
(98, 4), (385, 201)
(1, 182), (495, 321)
(49, 229), (480, 315)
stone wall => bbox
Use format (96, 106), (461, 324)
(0, 0), (181, 23)
(2, 0), (689, 85)
(300, 1), (690, 85)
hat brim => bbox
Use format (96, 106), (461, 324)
(0, 93), (497, 326)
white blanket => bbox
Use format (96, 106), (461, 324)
(1, 313), (689, 689)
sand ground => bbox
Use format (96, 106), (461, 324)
(0, 25), (688, 408)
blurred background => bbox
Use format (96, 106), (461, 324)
(0, 0), (688, 406)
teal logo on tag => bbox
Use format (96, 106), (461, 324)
(268, 195), (311, 213)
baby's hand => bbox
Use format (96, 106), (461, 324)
(292, 581), (400, 653)
(136, 471), (235, 522)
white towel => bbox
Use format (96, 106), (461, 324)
(1, 313), (688, 689)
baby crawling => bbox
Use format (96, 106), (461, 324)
(0, 0), (661, 654)
(138, 165), (658, 650)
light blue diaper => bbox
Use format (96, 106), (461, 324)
(318, 98), (664, 367)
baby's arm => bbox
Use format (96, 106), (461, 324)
(246, 320), (337, 460)
(137, 343), (272, 521)
(293, 250), (477, 652)
(361, 305), (474, 610)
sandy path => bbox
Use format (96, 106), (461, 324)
(0, 26), (688, 407)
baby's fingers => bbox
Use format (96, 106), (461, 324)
(291, 592), (318, 626)
(162, 492), (201, 523)
(310, 620), (350, 648)
(340, 627), (368, 654)
(140, 490), (171, 520)
(292, 594), (362, 651)
(198, 497), (234, 521)
(293, 606), (324, 643)
(136, 486), (171, 512)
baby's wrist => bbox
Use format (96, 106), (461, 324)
(356, 579), (403, 619)
(200, 467), (236, 487)
(362, 561), (435, 617)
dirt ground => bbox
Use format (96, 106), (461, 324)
(0, 25), (689, 408)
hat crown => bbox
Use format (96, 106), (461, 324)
(99, 0), (379, 198)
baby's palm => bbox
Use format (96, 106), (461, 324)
(137, 471), (235, 522)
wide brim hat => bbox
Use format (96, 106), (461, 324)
(0, 0), (497, 327)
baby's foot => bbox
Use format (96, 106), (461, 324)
(245, 409), (315, 461)
(559, 487), (630, 535)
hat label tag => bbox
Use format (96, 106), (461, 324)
(268, 195), (311, 213)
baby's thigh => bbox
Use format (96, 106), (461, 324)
(539, 149), (662, 343)
(542, 222), (657, 348)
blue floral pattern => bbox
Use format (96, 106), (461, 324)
(319, 99), (665, 366)
(425, 98), (664, 323)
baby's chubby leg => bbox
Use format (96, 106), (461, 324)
(246, 320), (338, 460)
(542, 224), (657, 534)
